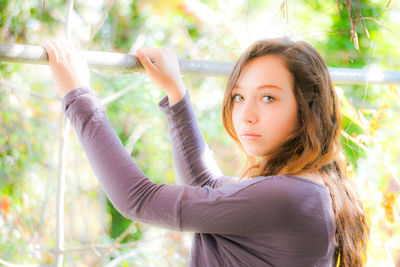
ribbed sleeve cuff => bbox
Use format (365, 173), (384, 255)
(157, 90), (194, 122)
(61, 86), (102, 118)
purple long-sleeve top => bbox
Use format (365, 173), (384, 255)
(62, 86), (337, 267)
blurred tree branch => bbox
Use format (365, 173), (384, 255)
(337, 0), (394, 50)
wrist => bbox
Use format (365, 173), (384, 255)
(61, 84), (90, 98)
(167, 83), (187, 107)
(166, 79), (186, 93)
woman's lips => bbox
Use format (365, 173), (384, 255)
(240, 134), (261, 140)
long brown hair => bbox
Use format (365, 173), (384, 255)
(222, 37), (370, 266)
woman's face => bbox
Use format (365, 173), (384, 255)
(232, 55), (298, 157)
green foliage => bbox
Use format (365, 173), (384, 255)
(1, 0), (399, 265)
(106, 198), (142, 242)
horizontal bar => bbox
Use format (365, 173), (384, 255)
(1, 42), (399, 84)
(0, 42), (232, 77)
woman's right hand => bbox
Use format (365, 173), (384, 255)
(136, 47), (187, 106)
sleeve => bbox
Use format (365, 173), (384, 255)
(158, 90), (236, 188)
(61, 86), (277, 235)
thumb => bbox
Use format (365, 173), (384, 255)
(136, 49), (155, 71)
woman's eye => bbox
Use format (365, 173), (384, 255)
(232, 94), (243, 102)
(232, 94), (274, 103)
(263, 95), (275, 103)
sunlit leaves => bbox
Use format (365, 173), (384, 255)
(365, 103), (389, 136)
(1, 0), (400, 265)
(40, 251), (54, 265)
(0, 195), (11, 215)
(139, 0), (184, 16)
(380, 191), (397, 224)
(336, 85), (364, 127)
(389, 85), (400, 106)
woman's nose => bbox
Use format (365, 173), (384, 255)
(240, 100), (259, 124)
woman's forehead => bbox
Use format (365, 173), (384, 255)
(236, 56), (294, 91)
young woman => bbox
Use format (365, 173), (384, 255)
(44, 37), (370, 266)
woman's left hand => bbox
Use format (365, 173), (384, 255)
(44, 40), (90, 98)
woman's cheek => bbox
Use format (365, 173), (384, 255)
(262, 106), (292, 138)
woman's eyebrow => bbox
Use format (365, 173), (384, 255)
(233, 84), (283, 91)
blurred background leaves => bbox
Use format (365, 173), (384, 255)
(0, 0), (399, 266)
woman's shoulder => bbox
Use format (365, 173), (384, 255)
(229, 174), (328, 190)
(280, 174), (328, 189)
(217, 174), (330, 203)
(217, 175), (332, 215)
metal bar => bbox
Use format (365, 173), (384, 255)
(55, 1), (74, 266)
(329, 67), (400, 85)
(1, 42), (399, 84)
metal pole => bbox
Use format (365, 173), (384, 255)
(55, 0), (74, 266)
(1, 42), (400, 84)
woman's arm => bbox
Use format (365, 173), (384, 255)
(44, 40), (331, 239)
(44, 40), (227, 187)
(61, 86), (292, 236)
(136, 47), (230, 187)
(158, 89), (227, 187)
